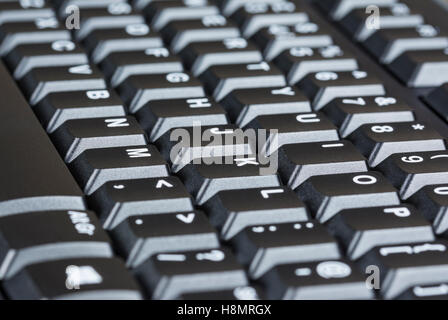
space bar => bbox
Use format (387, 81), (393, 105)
(0, 61), (85, 216)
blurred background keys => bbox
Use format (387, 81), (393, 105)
(260, 259), (374, 300)
(205, 187), (309, 240)
(296, 172), (400, 223)
(426, 83), (448, 122)
(0, 210), (113, 280)
(231, 221), (340, 279)
(328, 205), (435, 260)
(112, 211), (219, 268)
(136, 248), (247, 299)
(4, 257), (142, 300)
(89, 176), (194, 230)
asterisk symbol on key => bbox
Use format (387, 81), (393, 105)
(412, 124), (425, 130)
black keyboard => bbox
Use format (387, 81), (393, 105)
(1, 0), (448, 301)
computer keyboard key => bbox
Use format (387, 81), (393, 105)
(0, 19), (71, 56)
(4, 257), (142, 300)
(232, 1), (308, 38)
(247, 112), (339, 155)
(278, 140), (368, 190)
(57, 0), (128, 17)
(112, 211), (219, 268)
(156, 125), (253, 172)
(411, 185), (448, 235)
(340, 5), (424, 42)
(221, 86), (311, 127)
(200, 61), (286, 101)
(136, 247), (247, 299)
(426, 83), (448, 122)
(0, 210), (113, 280)
(231, 221), (340, 279)
(0, 1), (54, 25)
(296, 172), (400, 223)
(275, 44), (358, 85)
(180, 285), (262, 300)
(363, 25), (448, 64)
(204, 187), (309, 240)
(162, 17), (241, 54)
(260, 259), (374, 300)
(180, 37), (263, 77)
(389, 49), (448, 88)
(35, 89), (126, 133)
(397, 283), (448, 300)
(70, 145), (169, 195)
(253, 22), (333, 61)
(145, 0), (219, 31)
(119, 72), (205, 113)
(5, 40), (89, 79)
(349, 122), (446, 167)
(178, 155), (281, 205)
(89, 176), (194, 230)
(315, 0), (399, 21)
(360, 241), (448, 299)
(51, 116), (147, 163)
(85, 24), (163, 64)
(298, 70), (386, 110)
(378, 151), (448, 200)
(100, 49), (184, 87)
(323, 95), (415, 137)
(136, 97), (228, 142)
(21, 63), (106, 105)
(218, 0), (279, 17)
(74, 4), (144, 41)
(328, 205), (435, 260)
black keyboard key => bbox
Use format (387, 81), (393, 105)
(323, 95), (415, 137)
(180, 285), (262, 300)
(112, 211), (219, 267)
(145, 0), (219, 31)
(389, 49), (448, 88)
(328, 205), (434, 260)
(180, 37), (262, 77)
(51, 116), (147, 163)
(0, 210), (113, 280)
(74, 4), (144, 41)
(350, 122), (446, 167)
(360, 241), (448, 299)
(232, 1), (308, 38)
(89, 176), (194, 230)
(57, 0), (128, 16)
(119, 71), (205, 113)
(363, 25), (448, 64)
(179, 155), (281, 205)
(0, 19), (71, 56)
(411, 185), (448, 235)
(379, 151), (448, 200)
(232, 221), (340, 279)
(136, 97), (228, 142)
(0, 1), (54, 25)
(315, 0), (398, 21)
(204, 187), (309, 240)
(135, 248), (247, 299)
(298, 69), (385, 110)
(200, 61), (286, 101)
(0, 61), (86, 216)
(296, 172), (400, 223)
(21, 63), (106, 105)
(247, 112), (339, 155)
(218, 0), (279, 17)
(4, 257), (142, 300)
(260, 259), (374, 299)
(278, 140), (368, 189)
(162, 16), (240, 54)
(5, 40), (88, 79)
(35, 89), (126, 133)
(398, 283), (448, 300)
(275, 44), (358, 85)
(85, 24), (163, 64)
(427, 83), (448, 122)
(220, 86), (311, 127)
(70, 145), (169, 195)
(100, 49), (184, 87)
